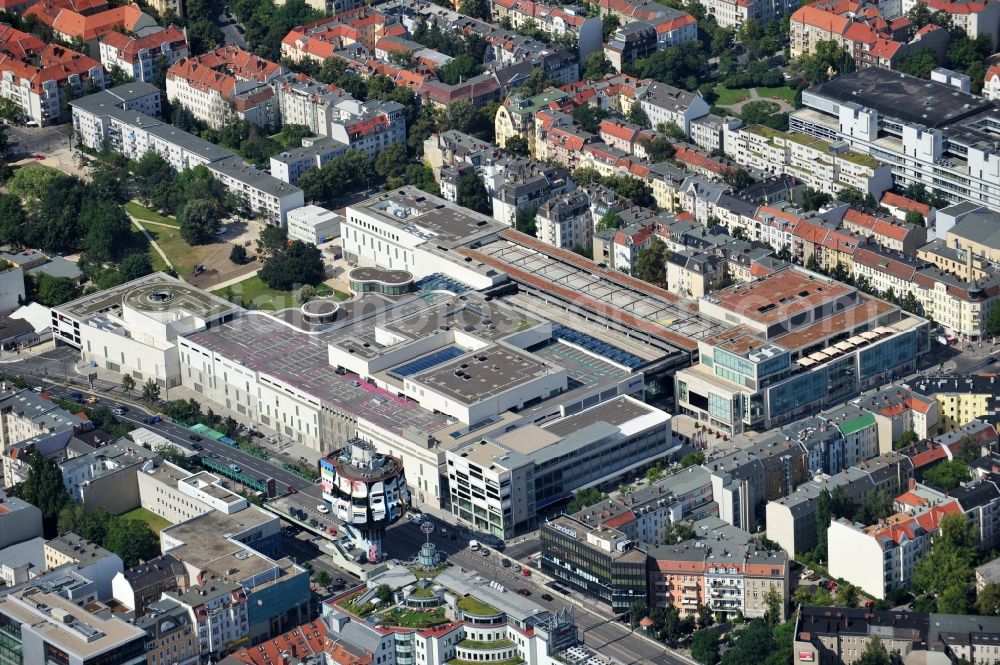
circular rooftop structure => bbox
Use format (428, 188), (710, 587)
(349, 267), (413, 296)
(300, 298), (340, 324)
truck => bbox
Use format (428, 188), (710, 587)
(469, 539), (480, 551)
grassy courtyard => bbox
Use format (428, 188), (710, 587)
(712, 85), (750, 106)
(119, 507), (172, 534)
(145, 226), (201, 276)
(377, 606), (449, 629)
(213, 275), (347, 311)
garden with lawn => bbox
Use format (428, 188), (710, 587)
(119, 507), (172, 534)
(213, 276), (348, 311)
(124, 201), (180, 227)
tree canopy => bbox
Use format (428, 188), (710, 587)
(259, 240), (326, 291)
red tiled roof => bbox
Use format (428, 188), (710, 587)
(100, 24), (186, 61)
(843, 208), (910, 242)
(44, 2), (144, 42)
(881, 191), (930, 216)
(228, 621), (336, 665)
(790, 5), (850, 33)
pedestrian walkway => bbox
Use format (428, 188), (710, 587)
(129, 218), (175, 273)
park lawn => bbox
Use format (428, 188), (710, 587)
(146, 226), (203, 276)
(713, 85), (750, 106)
(124, 201), (180, 227)
(119, 507), (172, 534)
(756, 85), (797, 104)
(213, 275), (336, 311)
(129, 221), (170, 272)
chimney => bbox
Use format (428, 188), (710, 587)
(966, 248), (973, 278)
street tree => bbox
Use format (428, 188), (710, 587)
(142, 378), (161, 403)
(121, 374), (136, 396)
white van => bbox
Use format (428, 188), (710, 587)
(469, 539), (480, 551)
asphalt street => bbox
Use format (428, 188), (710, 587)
(4, 349), (335, 524)
(5, 124), (70, 159)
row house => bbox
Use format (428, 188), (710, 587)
(636, 80), (710, 137)
(853, 245), (1000, 339)
(99, 25), (188, 84)
(165, 46), (286, 130)
(489, 160), (575, 226)
(494, 88), (569, 151)
(489, 0), (604, 60)
(701, 0), (801, 28)
(789, 1), (949, 70)
(0, 30), (106, 126)
(599, 118), (654, 159)
(880, 191), (935, 227)
(899, 0), (999, 46)
(25, 1), (158, 57)
(597, 0), (697, 65)
(837, 207), (926, 255)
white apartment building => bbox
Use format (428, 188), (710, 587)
(99, 26), (189, 85)
(269, 136), (347, 185)
(726, 123), (893, 198)
(701, 0), (801, 27)
(637, 81), (710, 137)
(138, 460), (248, 524)
(828, 500), (957, 599)
(71, 88), (304, 225)
(167, 582), (249, 656)
(165, 46), (285, 130)
(0, 26), (107, 127)
(535, 190), (592, 250)
(286, 205), (342, 244)
(790, 68), (1000, 212)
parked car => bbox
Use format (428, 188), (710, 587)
(317, 504), (330, 514)
(501, 558), (510, 568)
(521, 568), (531, 577)
(541, 593), (553, 602)
(517, 588), (530, 596)
(70, 391), (82, 399)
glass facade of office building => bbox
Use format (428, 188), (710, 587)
(540, 524), (647, 613)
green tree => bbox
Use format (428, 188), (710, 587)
(583, 51), (612, 80)
(142, 378), (161, 403)
(912, 512), (976, 612)
(32, 274), (80, 307)
(815, 488), (832, 560)
(897, 429), (919, 449)
(259, 241), (325, 291)
(229, 244), (248, 265)
(515, 205), (537, 236)
(680, 451), (705, 468)
(627, 104), (650, 129)
(178, 199), (219, 245)
(836, 186), (867, 208)
(896, 48), (937, 79)
(15, 451), (70, 536)
(922, 459), (971, 490)
(458, 0), (490, 18)
(596, 213), (623, 232)
(104, 518), (160, 567)
(0, 97), (23, 124)
(456, 173), (491, 215)
(81, 200), (133, 264)
(572, 105), (608, 133)
(955, 434), (981, 464)
(376, 584), (393, 603)
(638, 135), (675, 162)
(634, 238), (669, 286)
(855, 489), (894, 525)
(987, 304), (1000, 337)
(905, 209), (925, 227)
(117, 254), (153, 284)
(601, 13), (621, 39)
(444, 99), (479, 134)
(764, 586), (783, 624)
(436, 54), (484, 86)
(976, 583), (1000, 616)
(373, 143), (407, 179)
(121, 374), (136, 396)
(801, 187), (832, 211)
(662, 521), (694, 545)
(857, 637), (890, 665)
(645, 463), (665, 484)
(154, 443), (189, 468)
(691, 628), (720, 665)
(315, 570), (332, 587)
(567, 487), (607, 513)
(795, 40), (854, 84)
(838, 583), (860, 608)
(256, 225), (288, 261)
(724, 167), (753, 190)
(658, 121), (686, 140)
(505, 136), (530, 157)
(0, 194), (26, 245)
